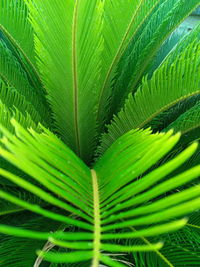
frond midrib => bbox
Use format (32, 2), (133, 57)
(130, 226), (175, 267)
(139, 91), (200, 129)
(72, 2), (81, 157)
(0, 24), (42, 91)
(91, 169), (101, 267)
(97, 0), (161, 122)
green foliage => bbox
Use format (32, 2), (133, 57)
(0, 0), (200, 266)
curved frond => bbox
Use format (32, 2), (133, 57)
(0, 215), (61, 267)
(98, 36), (200, 155)
(132, 216), (200, 266)
(0, 0), (35, 64)
(0, 79), (43, 126)
(164, 100), (200, 135)
(97, 0), (165, 125)
(0, 40), (50, 125)
(111, 0), (200, 112)
(0, 122), (200, 265)
(0, 0), (42, 91)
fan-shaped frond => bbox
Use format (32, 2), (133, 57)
(0, 122), (200, 265)
(98, 35), (200, 155)
(111, 0), (200, 112)
(24, 0), (103, 162)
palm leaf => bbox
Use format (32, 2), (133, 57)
(96, 0), (166, 125)
(111, 0), (200, 112)
(0, 78), (43, 126)
(24, 0), (103, 162)
(0, 121), (199, 265)
(0, 40), (50, 124)
(148, 17), (200, 77)
(0, 0), (43, 90)
(0, 214), (61, 267)
(98, 33), (200, 155)
(132, 217), (200, 266)
(164, 100), (200, 135)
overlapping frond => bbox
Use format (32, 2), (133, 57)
(132, 216), (200, 266)
(24, 0), (103, 162)
(96, 0), (166, 125)
(0, 0), (35, 65)
(98, 34), (200, 155)
(0, 123), (200, 265)
(0, 215), (61, 267)
(165, 101), (200, 135)
(111, 0), (200, 112)
(0, 40), (50, 125)
(0, 0), (42, 91)
(0, 79), (42, 126)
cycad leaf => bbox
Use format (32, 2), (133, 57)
(164, 100), (200, 135)
(0, 40), (49, 125)
(98, 35), (200, 155)
(132, 217), (200, 266)
(0, 215), (61, 267)
(0, 122), (200, 265)
(97, 0), (165, 125)
(0, 0), (35, 65)
(148, 17), (200, 76)
(111, 0), (200, 111)
(0, 78), (43, 126)
(0, 0), (42, 91)
(25, 0), (103, 162)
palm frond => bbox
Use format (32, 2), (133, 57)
(0, 78), (43, 126)
(98, 34), (200, 155)
(0, 0), (42, 91)
(0, 40), (50, 125)
(0, 0), (34, 64)
(96, 0), (165, 125)
(148, 18), (200, 77)
(0, 122), (199, 265)
(0, 186), (45, 216)
(0, 214), (61, 267)
(132, 215), (200, 266)
(111, 0), (200, 112)
(164, 100), (200, 135)
(24, 0), (103, 162)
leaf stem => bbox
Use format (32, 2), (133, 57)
(91, 169), (101, 267)
(72, 1), (81, 157)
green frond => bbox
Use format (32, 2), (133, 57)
(0, 40), (50, 125)
(0, 122), (200, 265)
(111, 0), (200, 112)
(164, 100), (200, 135)
(24, 0), (103, 162)
(96, 0), (165, 125)
(98, 36), (200, 155)
(0, 79), (43, 126)
(148, 18), (200, 76)
(0, 215), (61, 267)
(0, 0), (43, 92)
(132, 215), (200, 266)
(0, 0), (35, 65)
(0, 186), (45, 216)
